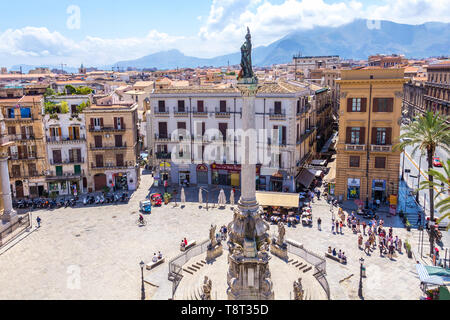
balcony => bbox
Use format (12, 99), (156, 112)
(192, 108), (208, 117)
(371, 145), (392, 152)
(154, 109), (170, 116)
(89, 125), (126, 132)
(298, 127), (317, 144)
(10, 153), (38, 161)
(4, 116), (35, 123)
(154, 133), (172, 142)
(215, 108), (231, 118)
(296, 104), (312, 116)
(46, 170), (85, 180)
(345, 144), (366, 151)
(173, 107), (189, 117)
(49, 158), (85, 165)
(268, 109), (286, 120)
(10, 172), (41, 179)
(90, 162), (136, 170)
(155, 152), (171, 160)
(90, 143), (127, 150)
(10, 134), (36, 141)
(46, 135), (86, 144)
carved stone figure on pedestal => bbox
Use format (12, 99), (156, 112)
(270, 222), (288, 261)
(207, 224), (223, 262)
(209, 224), (217, 248)
(277, 222), (286, 246)
(202, 276), (212, 300)
(293, 278), (304, 300)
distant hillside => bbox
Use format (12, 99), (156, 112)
(114, 19), (450, 69)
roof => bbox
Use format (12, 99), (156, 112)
(255, 191), (299, 208)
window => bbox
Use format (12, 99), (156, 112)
(7, 108), (15, 119)
(114, 117), (124, 130)
(374, 98), (393, 112)
(352, 98), (361, 112)
(20, 108), (31, 119)
(274, 101), (282, 114)
(220, 100), (227, 113)
(197, 100), (204, 112)
(297, 100), (301, 114)
(178, 100), (185, 112)
(158, 122), (168, 138)
(93, 118), (102, 128)
(376, 128), (386, 145)
(349, 156), (360, 168)
(219, 123), (228, 141)
(116, 154), (124, 167)
(375, 157), (386, 169)
(28, 163), (37, 176)
(158, 100), (166, 112)
(351, 128), (360, 144)
(7, 127), (16, 135)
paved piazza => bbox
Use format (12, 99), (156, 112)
(0, 170), (430, 300)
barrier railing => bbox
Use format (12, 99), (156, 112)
(286, 239), (330, 300)
(0, 213), (31, 248)
(168, 239), (209, 298)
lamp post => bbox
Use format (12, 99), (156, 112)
(416, 152), (422, 203)
(400, 139), (411, 181)
(358, 257), (365, 299)
(140, 260), (145, 300)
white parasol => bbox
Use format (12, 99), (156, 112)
(198, 188), (203, 204)
(218, 189), (227, 206)
(230, 189), (235, 206)
(181, 187), (186, 204)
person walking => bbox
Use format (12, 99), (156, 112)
(417, 213), (422, 227)
(362, 221), (367, 235)
(36, 216), (41, 228)
(364, 240), (370, 254)
(317, 217), (322, 231)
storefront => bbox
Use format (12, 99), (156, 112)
(210, 163), (261, 187)
(159, 161), (171, 183)
(196, 164), (209, 185)
(114, 173), (128, 191)
(270, 171), (283, 192)
(347, 178), (360, 200)
(372, 179), (386, 202)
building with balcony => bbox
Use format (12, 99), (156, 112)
(424, 62), (450, 117)
(84, 103), (139, 192)
(335, 68), (406, 203)
(43, 95), (90, 196)
(0, 94), (48, 198)
(148, 80), (322, 192)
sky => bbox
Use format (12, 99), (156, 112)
(0, 0), (449, 68)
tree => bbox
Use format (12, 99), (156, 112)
(65, 85), (77, 95)
(394, 111), (450, 255)
(75, 86), (93, 95)
(420, 159), (450, 231)
(60, 101), (69, 114)
(44, 88), (56, 97)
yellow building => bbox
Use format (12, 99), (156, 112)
(0, 95), (48, 198)
(84, 103), (140, 192)
(335, 68), (406, 204)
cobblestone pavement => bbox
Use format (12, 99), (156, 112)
(0, 171), (431, 300)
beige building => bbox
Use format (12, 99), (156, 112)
(84, 103), (140, 192)
(335, 68), (406, 204)
(0, 94), (48, 198)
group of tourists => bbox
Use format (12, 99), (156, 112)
(217, 225), (228, 241)
(328, 246), (347, 263)
(152, 251), (163, 262)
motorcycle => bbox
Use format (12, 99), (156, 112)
(114, 194), (120, 203)
(57, 199), (65, 208)
(121, 193), (129, 203)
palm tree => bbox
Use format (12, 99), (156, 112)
(395, 111), (450, 255)
(421, 159), (450, 231)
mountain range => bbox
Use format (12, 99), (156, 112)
(114, 19), (450, 70)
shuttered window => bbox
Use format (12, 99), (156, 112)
(347, 98), (367, 112)
(373, 98), (394, 112)
(349, 156), (360, 168)
(375, 157), (386, 169)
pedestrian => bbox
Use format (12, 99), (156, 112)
(36, 216), (41, 228)
(331, 222), (335, 234)
(317, 217), (322, 231)
(362, 221), (367, 235)
(417, 213), (422, 226)
(358, 234), (363, 248)
(394, 236), (398, 251)
(335, 221), (339, 234)
(398, 238), (402, 253)
(339, 221), (343, 234)
(379, 243), (384, 257)
(364, 240), (370, 254)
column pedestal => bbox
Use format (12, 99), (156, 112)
(0, 156), (17, 224)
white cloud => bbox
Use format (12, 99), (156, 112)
(0, 0), (449, 67)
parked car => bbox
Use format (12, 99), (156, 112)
(139, 200), (152, 214)
(149, 193), (162, 207)
(433, 157), (443, 167)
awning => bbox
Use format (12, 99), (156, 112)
(311, 159), (327, 166)
(309, 169), (323, 177)
(260, 167), (279, 176)
(296, 168), (315, 188)
(256, 191), (299, 208)
(416, 264), (445, 286)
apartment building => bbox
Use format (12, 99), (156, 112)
(425, 62), (450, 117)
(0, 94), (48, 198)
(335, 68), (406, 204)
(148, 80), (323, 192)
(43, 95), (91, 196)
(84, 103), (139, 192)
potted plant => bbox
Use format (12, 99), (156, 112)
(163, 193), (171, 205)
(405, 240), (412, 258)
(405, 219), (412, 231)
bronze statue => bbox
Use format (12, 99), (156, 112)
(239, 27), (254, 80)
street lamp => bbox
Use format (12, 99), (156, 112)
(400, 138), (411, 181)
(358, 257), (365, 299)
(139, 260), (145, 300)
(416, 152), (423, 203)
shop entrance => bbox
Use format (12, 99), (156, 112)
(115, 174), (128, 191)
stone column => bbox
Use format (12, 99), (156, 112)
(0, 155), (17, 223)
